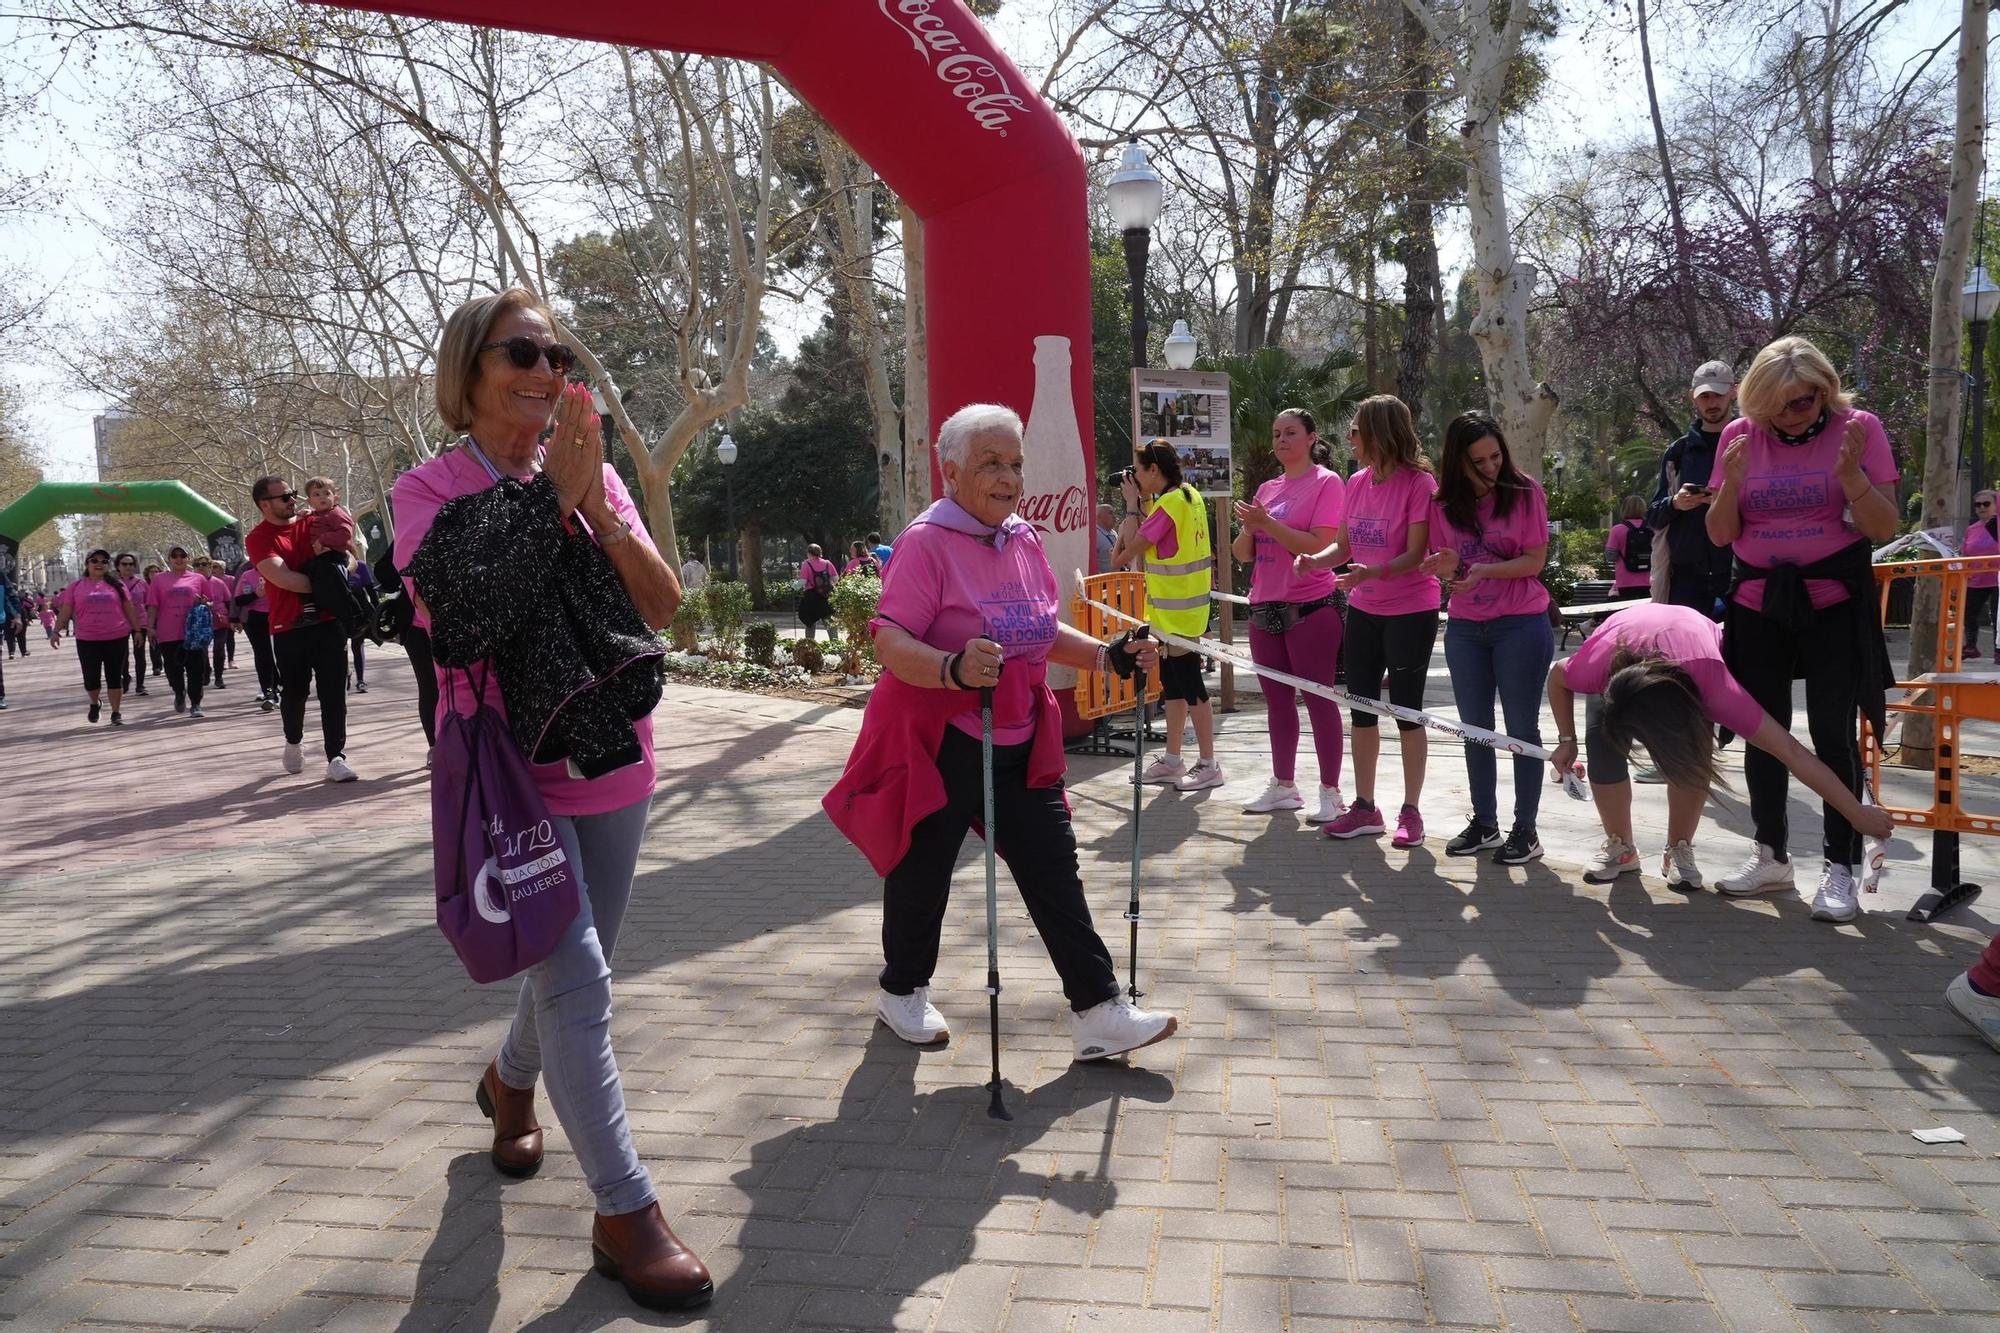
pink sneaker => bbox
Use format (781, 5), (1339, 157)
(1390, 805), (1425, 848)
(1323, 802), (1386, 840)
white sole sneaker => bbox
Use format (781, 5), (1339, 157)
(1174, 764), (1225, 792)
(875, 988), (949, 1046)
(1071, 1009), (1178, 1062)
(1945, 973), (2000, 1053)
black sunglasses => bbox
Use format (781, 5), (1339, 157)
(1979, 501), (1995, 509)
(259, 489), (299, 504)
(86, 556), (108, 564)
(480, 335), (577, 375)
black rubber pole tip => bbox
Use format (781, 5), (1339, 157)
(986, 1080), (1012, 1121)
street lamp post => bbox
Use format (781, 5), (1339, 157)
(1965, 265), (2000, 500)
(717, 432), (738, 581)
(1107, 139), (1164, 370)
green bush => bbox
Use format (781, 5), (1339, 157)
(1558, 527), (1612, 577)
(788, 636), (827, 673)
(669, 586), (706, 652)
(705, 580), (752, 658)
(830, 573), (881, 674)
(744, 620), (778, 667)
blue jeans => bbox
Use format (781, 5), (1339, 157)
(495, 797), (656, 1216)
(1443, 612), (1554, 831)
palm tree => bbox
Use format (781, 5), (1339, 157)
(1200, 346), (1368, 495)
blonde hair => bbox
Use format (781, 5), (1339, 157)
(1350, 395), (1431, 477)
(1737, 336), (1853, 426)
(435, 287), (555, 434)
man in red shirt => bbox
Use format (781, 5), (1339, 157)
(247, 475), (358, 782)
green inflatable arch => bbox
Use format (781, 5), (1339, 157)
(0, 480), (244, 584)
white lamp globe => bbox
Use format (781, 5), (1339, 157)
(1106, 139), (1164, 233)
(1162, 319), (1198, 370)
(717, 433), (737, 466)
(1966, 265), (2000, 324)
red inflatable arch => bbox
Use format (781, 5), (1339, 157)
(312, 0), (1097, 610)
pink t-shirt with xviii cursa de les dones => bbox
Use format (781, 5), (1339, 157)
(1724, 407), (1897, 613)
(1343, 465), (1440, 616)
(1248, 466), (1345, 603)
(1428, 478), (1553, 623)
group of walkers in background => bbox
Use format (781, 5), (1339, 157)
(796, 530), (893, 641)
(1102, 335), (1903, 930)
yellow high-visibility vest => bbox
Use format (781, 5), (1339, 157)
(1142, 484), (1213, 637)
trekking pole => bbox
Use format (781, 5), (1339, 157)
(979, 685), (1011, 1121)
(1125, 627), (1151, 1002)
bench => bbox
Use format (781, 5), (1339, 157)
(1555, 591), (1645, 651)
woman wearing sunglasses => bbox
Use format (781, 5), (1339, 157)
(391, 288), (706, 1313)
(52, 550), (143, 724)
(147, 547), (217, 717)
(1705, 336), (1899, 922)
(114, 554), (151, 695)
(1964, 490), (1998, 660)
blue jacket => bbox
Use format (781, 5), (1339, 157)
(0, 577), (20, 623)
(1645, 422), (1733, 579)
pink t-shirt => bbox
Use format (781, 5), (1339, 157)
(1249, 467), (1345, 603)
(1428, 480), (1553, 623)
(1965, 520), (2000, 590)
(205, 575), (235, 627)
(147, 570), (211, 643)
(871, 501), (1060, 746)
(235, 567), (270, 614)
(1606, 521), (1652, 592)
(391, 446), (659, 817)
(1724, 407), (1898, 612)
(800, 556), (838, 590)
(1564, 602), (1765, 738)
(1343, 465), (1441, 616)
(123, 577), (149, 624)
(59, 577), (134, 641)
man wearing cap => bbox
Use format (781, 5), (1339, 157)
(1644, 360), (1738, 617)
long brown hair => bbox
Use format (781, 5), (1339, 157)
(1600, 650), (1724, 792)
(1350, 395), (1430, 479)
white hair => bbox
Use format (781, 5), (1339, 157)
(936, 403), (1023, 469)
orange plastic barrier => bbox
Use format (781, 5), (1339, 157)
(1863, 554), (2000, 834)
(1073, 571), (1163, 721)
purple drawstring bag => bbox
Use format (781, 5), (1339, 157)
(431, 669), (581, 983)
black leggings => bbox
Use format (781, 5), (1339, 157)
(1342, 607), (1440, 730)
(881, 727), (1119, 1013)
(244, 611), (276, 696)
(404, 624), (438, 745)
(1723, 595), (1869, 865)
(1968, 586), (1996, 653)
(130, 632), (147, 688)
(76, 637), (129, 693)
(212, 625), (234, 681)
(160, 640), (208, 705)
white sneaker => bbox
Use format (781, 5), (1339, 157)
(1174, 759), (1225, 792)
(1662, 840), (1703, 890)
(1809, 862), (1859, 922)
(1583, 835), (1640, 884)
(1137, 754), (1187, 785)
(326, 755), (359, 783)
(1303, 785), (1348, 825)
(876, 986), (949, 1046)
(282, 742), (304, 774)
(1717, 843), (1795, 897)
(1945, 973), (2000, 1053)
(1243, 780), (1304, 813)
(1070, 997), (1178, 1061)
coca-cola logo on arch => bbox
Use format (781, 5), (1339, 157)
(878, 0), (1026, 135)
(1017, 486), (1087, 535)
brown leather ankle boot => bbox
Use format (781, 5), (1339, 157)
(591, 1202), (714, 1311)
(473, 1061), (544, 1178)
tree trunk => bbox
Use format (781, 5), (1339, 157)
(744, 522), (765, 606)
(1636, 0), (1702, 363)
(631, 453), (681, 573)
(818, 134), (906, 534)
(1395, 6), (1439, 423)
(1461, 110), (1557, 472)
(1903, 0), (1987, 767)
(900, 204), (931, 527)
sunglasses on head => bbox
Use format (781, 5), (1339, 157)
(481, 335), (577, 375)
(1781, 388), (1820, 415)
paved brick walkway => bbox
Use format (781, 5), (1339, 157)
(3, 641), (2000, 1330)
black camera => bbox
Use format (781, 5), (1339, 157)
(1117, 466), (1137, 485)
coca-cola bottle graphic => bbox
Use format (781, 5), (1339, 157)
(1018, 334), (1090, 688)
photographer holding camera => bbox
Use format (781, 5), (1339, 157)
(1645, 359), (1738, 616)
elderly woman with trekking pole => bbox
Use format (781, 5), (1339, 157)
(824, 403), (1180, 1074)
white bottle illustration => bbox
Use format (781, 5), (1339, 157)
(1018, 334), (1090, 688)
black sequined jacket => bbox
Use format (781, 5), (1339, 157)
(407, 473), (663, 779)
